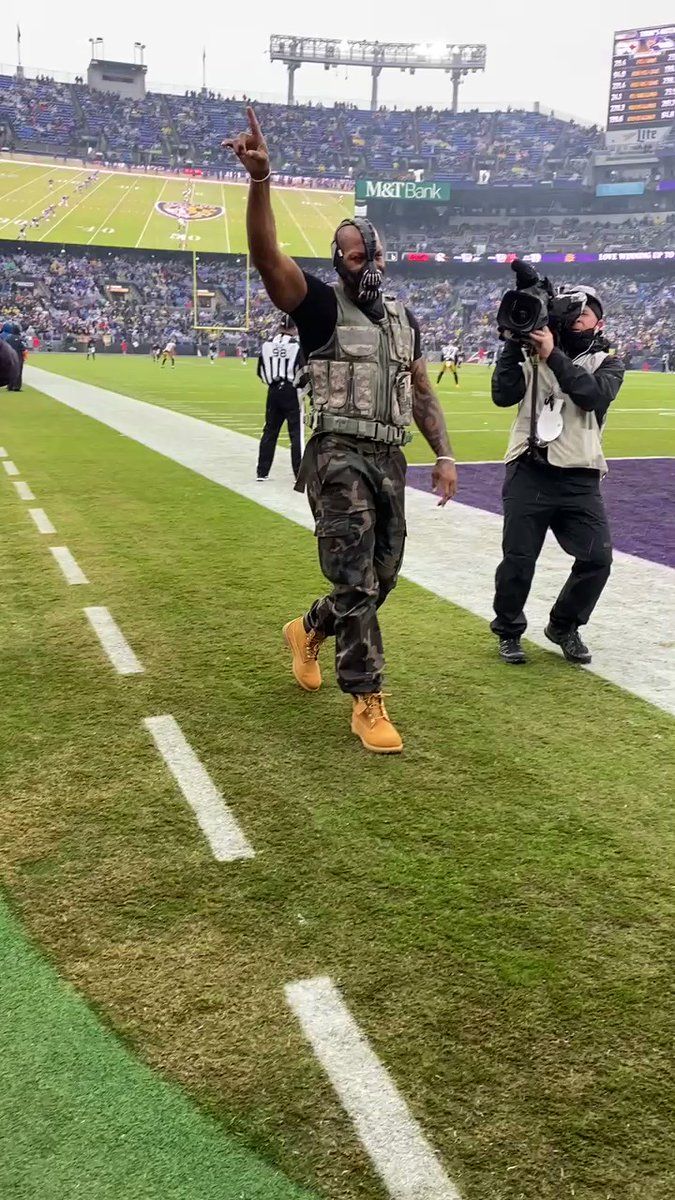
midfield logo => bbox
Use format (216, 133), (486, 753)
(156, 201), (224, 221)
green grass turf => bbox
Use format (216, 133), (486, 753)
(0, 895), (319, 1200)
(0, 379), (673, 1199)
(0, 160), (351, 256)
(34, 353), (675, 463)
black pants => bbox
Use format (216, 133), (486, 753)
(491, 457), (613, 639)
(257, 382), (302, 479)
(8, 359), (23, 391)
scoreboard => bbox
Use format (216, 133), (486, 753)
(607, 24), (675, 129)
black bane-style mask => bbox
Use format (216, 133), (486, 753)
(331, 217), (383, 304)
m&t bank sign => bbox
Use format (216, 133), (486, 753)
(355, 179), (451, 202)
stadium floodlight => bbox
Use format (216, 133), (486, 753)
(270, 35), (487, 110)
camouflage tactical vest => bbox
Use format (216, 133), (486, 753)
(307, 284), (415, 444)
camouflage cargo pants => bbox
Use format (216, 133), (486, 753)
(302, 433), (407, 695)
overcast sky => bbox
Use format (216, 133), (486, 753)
(8, 2), (674, 125)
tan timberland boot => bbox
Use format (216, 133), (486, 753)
(351, 693), (403, 754)
(283, 617), (325, 691)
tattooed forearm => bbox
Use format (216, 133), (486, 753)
(411, 361), (454, 458)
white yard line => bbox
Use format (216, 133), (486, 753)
(143, 714), (255, 862)
(2, 459), (19, 476)
(0, 164), (55, 204)
(49, 545), (89, 586)
(276, 188), (319, 257)
(0, 446), (6, 457)
(307, 195), (339, 233)
(87, 182), (135, 245)
(135, 179), (169, 249)
(13, 481), (35, 500)
(25, 365), (675, 717)
(84, 606), (144, 675)
(286, 977), (461, 1200)
(37, 173), (108, 241)
(4, 168), (87, 228)
(28, 507), (56, 535)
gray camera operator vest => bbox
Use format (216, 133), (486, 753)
(307, 284), (415, 445)
(506, 349), (609, 474)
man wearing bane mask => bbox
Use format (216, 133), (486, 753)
(225, 108), (458, 754)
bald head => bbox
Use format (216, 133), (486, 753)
(334, 222), (385, 274)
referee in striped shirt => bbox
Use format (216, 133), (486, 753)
(256, 316), (304, 481)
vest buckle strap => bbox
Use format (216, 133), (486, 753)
(312, 412), (409, 445)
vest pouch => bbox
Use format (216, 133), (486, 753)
(351, 361), (379, 416)
(335, 324), (379, 361)
(308, 359), (329, 411)
(391, 370), (413, 427)
(326, 361), (350, 411)
(385, 306), (414, 364)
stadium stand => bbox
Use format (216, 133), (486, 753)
(1, 247), (672, 363)
(0, 76), (80, 154)
(0, 73), (603, 182)
(382, 213), (675, 256)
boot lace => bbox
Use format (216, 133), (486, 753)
(304, 629), (324, 662)
(362, 692), (390, 726)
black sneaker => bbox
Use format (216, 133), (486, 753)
(544, 623), (591, 664)
(498, 637), (526, 665)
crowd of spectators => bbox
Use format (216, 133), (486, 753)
(74, 87), (171, 164)
(1, 248), (671, 363)
(383, 213), (675, 255)
(0, 75), (80, 153)
(0, 72), (603, 185)
(0, 250), (250, 346)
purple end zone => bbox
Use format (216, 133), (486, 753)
(407, 458), (675, 568)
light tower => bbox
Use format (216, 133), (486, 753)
(270, 36), (487, 111)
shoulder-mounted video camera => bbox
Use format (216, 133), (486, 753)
(496, 259), (591, 344)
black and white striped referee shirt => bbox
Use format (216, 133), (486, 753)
(257, 333), (301, 387)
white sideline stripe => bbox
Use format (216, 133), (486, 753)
(13, 481), (35, 500)
(49, 545), (89, 585)
(0, 446), (7, 457)
(2, 459), (19, 476)
(286, 977), (461, 1200)
(25, 365), (675, 717)
(409, 455), (675, 467)
(8, 155), (351, 197)
(84, 606), (144, 676)
(143, 715), (255, 862)
(28, 507), (56, 535)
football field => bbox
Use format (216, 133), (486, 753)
(0, 159), (351, 256)
(0, 355), (673, 1200)
(30, 354), (675, 463)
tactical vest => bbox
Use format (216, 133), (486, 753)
(505, 349), (609, 474)
(307, 285), (415, 445)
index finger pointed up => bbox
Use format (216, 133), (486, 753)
(247, 106), (262, 139)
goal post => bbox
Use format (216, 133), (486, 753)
(192, 250), (251, 333)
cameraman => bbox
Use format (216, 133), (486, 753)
(490, 286), (624, 665)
